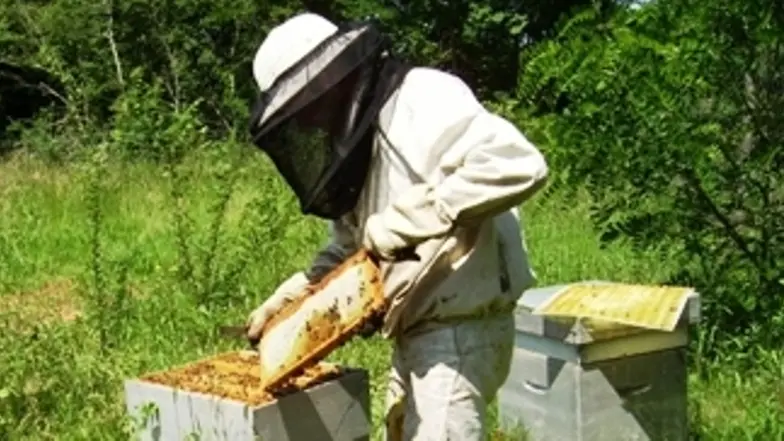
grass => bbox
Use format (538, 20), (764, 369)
(0, 151), (781, 440)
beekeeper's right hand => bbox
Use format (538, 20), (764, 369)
(246, 271), (311, 345)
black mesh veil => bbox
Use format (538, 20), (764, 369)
(248, 20), (410, 220)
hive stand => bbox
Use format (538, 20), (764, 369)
(124, 362), (371, 441)
(497, 281), (701, 441)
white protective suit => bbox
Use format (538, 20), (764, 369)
(251, 13), (549, 441)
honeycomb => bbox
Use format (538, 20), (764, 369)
(141, 350), (343, 406)
(257, 249), (386, 391)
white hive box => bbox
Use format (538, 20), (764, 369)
(497, 281), (701, 441)
(124, 351), (370, 441)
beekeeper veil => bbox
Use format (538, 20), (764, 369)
(248, 13), (409, 220)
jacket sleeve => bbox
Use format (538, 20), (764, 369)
(375, 104), (549, 247)
(305, 217), (358, 283)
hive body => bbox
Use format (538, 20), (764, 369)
(498, 282), (701, 441)
(124, 351), (371, 441)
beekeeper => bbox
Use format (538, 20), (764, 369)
(245, 12), (548, 441)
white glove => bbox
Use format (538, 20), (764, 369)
(362, 213), (411, 261)
(246, 271), (310, 344)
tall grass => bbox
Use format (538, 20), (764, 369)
(0, 151), (780, 440)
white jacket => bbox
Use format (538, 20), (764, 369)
(307, 67), (549, 338)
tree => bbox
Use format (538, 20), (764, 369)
(518, 0), (784, 352)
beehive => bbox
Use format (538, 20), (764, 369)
(256, 249), (386, 391)
(125, 351), (370, 441)
(498, 281), (701, 441)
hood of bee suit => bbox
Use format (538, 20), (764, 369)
(247, 13), (411, 220)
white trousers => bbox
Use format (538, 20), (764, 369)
(384, 314), (515, 441)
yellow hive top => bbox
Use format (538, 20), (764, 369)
(532, 282), (695, 332)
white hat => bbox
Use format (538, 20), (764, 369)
(252, 12), (338, 92)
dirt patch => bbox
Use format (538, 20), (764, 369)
(141, 351), (344, 406)
(0, 278), (81, 330)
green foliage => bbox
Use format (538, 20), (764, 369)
(2, 0), (602, 147)
(0, 157), (780, 439)
(109, 70), (210, 162)
(0, 0), (783, 438)
(2, 0), (303, 139)
(1, 0), (780, 360)
(333, 0), (606, 94)
(518, 0), (784, 352)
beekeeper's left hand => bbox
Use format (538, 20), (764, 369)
(246, 271), (310, 345)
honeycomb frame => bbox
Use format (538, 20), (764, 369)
(257, 249), (387, 391)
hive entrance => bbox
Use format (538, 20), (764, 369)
(141, 351), (342, 406)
